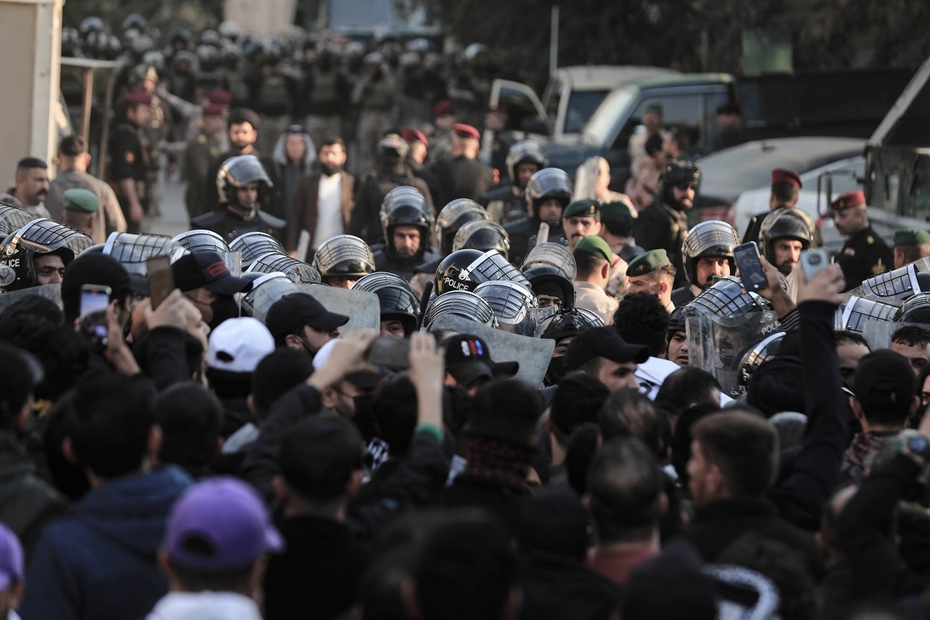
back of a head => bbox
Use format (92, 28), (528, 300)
(413, 509), (518, 620)
(718, 533), (818, 620)
(61, 253), (132, 324)
(623, 542), (716, 620)
(598, 389), (662, 456)
(518, 483), (589, 561)
(572, 248), (606, 280)
(852, 349), (916, 427)
(550, 372), (610, 444)
(278, 414), (365, 503)
(59, 134), (88, 157)
(373, 375), (418, 457)
(69, 372), (154, 479)
(469, 378), (544, 446)
(587, 437), (662, 544)
(614, 292), (668, 357)
(250, 348), (314, 417)
(654, 367), (721, 418)
(771, 180), (799, 205)
(153, 382), (224, 473)
(691, 410), (778, 498)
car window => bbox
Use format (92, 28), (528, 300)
(564, 90), (610, 134)
(827, 161), (864, 195)
(704, 92), (732, 154)
(499, 85), (542, 132)
(611, 94), (703, 154)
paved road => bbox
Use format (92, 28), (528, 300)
(142, 175), (189, 238)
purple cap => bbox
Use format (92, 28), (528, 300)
(0, 523), (24, 591)
(165, 477), (284, 571)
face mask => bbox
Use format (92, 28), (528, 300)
(545, 356), (566, 387)
(208, 296), (240, 331)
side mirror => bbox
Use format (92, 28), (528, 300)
(816, 172), (833, 218)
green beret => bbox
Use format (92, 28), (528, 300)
(62, 188), (100, 214)
(563, 198), (600, 219)
(626, 249), (671, 277)
(573, 235), (613, 262)
(894, 228), (930, 246)
(600, 200), (636, 222)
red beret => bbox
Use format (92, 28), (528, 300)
(401, 128), (428, 146)
(208, 89), (232, 105)
(202, 103), (225, 117)
(123, 88), (152, 106)
(771, 168), (802, 188)
(831, 190), (866, 211)
(454, 123), (480, 141)
(433, 99), (454, 118)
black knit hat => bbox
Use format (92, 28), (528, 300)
(61, 253), (131, 324)
(468, 378), (544, 445)
(251, 348), (314, 411)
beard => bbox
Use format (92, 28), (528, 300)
(320, 163), (343, 177)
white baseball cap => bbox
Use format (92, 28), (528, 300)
(207, 317), (275, 373)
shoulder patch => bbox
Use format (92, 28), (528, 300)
(866, 236), (874, 244)
(197, 135), (207, 144)
(125, 151), (135, 164)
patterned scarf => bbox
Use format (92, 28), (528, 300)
(460, 434), (536, 492)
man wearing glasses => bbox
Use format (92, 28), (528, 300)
(634, 160), (700, 289)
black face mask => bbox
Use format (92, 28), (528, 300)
(209, 296), (240, 331)
(545, 356), (566, 387)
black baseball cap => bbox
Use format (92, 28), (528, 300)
(265, 293), (349, 345)
(853, 349), (915, 409)
(564, 326), (650, 371)
(172, 251), (254, 296)
(442, 334), (519, 386)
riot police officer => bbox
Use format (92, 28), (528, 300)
(672, 220), (741, 307)
(311, 234), (376, 289)
(353, 271), (421, 337)
(484, 140), (546, 225)
(634, 160), (700, 288)
(0, 219), (94, 290)
(372, 186), (440, 281)
(759, 208), (813, 277)
(504, 168), (573, 266)
(191, 155), (286, 243)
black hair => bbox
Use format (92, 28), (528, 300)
(205, 367), (253, 399)
(892, 325), (930, 349)
(227, 107), (260, 131)
(692, 410), (778, 497)
(153, 382), (224, 475)
(654, 367), (722, 419)
(320, 136), (346, 150)
(645, 133), (664, 156)
(58, 135), (87, 157)
(718, 534), (819, 620)
(167, 557), (255, 593)
(278, 414), (365, 502)
(16, 157), (47, 174)
(601, 216), (634, 238)
(413, 510), (518, 620)
(835, 330), (871, 350)
(586, 437), (663, 544)
(69, 373), (155, 479)
(771, 180), (799, 205)
(373, 375), (418, 457)
(614, 292), (669, 357)
(598, 388), (663, 457)
(564, 423), (601, 497)
(550, 372), (610, 445)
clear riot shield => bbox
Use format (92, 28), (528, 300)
(572, 156), (601, 201)
(296, 285), (380, 333)
(247, 252), (321, 284)
(243, 273), (298, 323)
(462, 250), (531, 289)
(0, 283), (62, 313)
(686, 310), (780, 398)
(837, 297), (900, 334)
(474, 281), (539, 336)
(102, 232), (182, 275)
(429, 313), (556, 388)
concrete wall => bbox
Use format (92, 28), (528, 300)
(0, 0), (63, 184)
(224, 0), (297, 38)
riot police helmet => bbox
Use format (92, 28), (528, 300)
(434, 249), (484, 295)
(312, 234), (376, 281)
(380, 186), (433, 262)
(422, 290), (499, 331)
(759, 209), (813, 265)
(452, 219), (510, 258)
(354, 271), (420, 335)
(247, 252), (321, 284)
(434, 199), (487, 257)
(474, 280), (539, 336)
(216, 155), (273, 209)
(681, 220), (740, 287)
(526, 168), (572, 219)
(230, 232), (287, 269)
(505, 140), (547, 188)
(0, 219), (94, 289)
(173, 229), (230, 255)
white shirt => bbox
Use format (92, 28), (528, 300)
(635, 356), (681, 400)
(147, 592), (262, 620)
(312, 173), (343, 249)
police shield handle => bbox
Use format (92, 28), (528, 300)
(536, 223), (550, 247)
(417, 279), (435, 329)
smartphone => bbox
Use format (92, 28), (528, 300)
(800, 248), (832, 282)
(367, 336), (410, 370)
(147, 255), (174, 309)
(733, 242), (768, 292)
(80, 284), (111, 349)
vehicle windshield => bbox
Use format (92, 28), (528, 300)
(564, 90), (610, 134)
(582, 87), (636, 146)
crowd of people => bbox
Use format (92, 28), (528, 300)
(2, 15), (930, 620)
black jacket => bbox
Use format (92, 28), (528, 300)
(634, 200), (689, 288)
(432, 155), (494, 206)
(504, 217), (568, 267)
(190, 207), (286, 244)
(263, 515), (371, 620)
(373, 246), (441, 282)
(519, 550), (621, 620)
